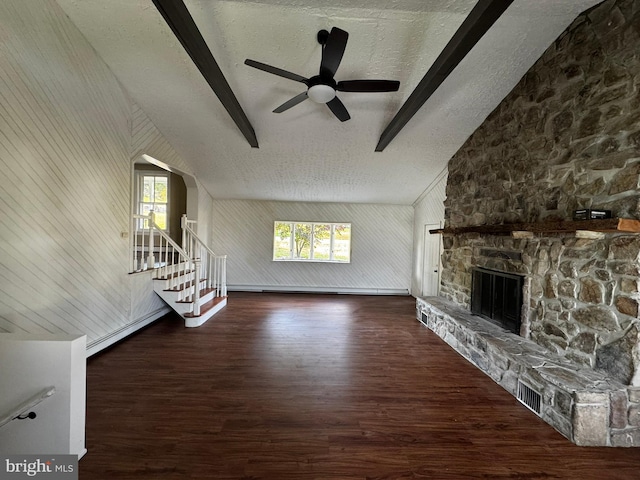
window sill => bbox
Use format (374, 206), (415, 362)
(273, 259), (350, 264)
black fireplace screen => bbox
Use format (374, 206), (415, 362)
(471, 267), (523, 334)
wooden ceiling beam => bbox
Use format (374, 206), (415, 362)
(152, 0), (259, 148)
(375, 0), (514, 152)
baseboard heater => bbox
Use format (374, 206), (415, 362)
(85, 307), (170, 357)
(227, 285), (410, 295)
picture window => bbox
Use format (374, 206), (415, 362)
(273, 222), (351, 263)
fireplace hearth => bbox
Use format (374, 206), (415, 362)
(416, 296), (640, 447)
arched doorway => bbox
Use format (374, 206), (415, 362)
(131, 154), (200, 255)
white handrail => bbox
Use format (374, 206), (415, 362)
(181, 215), (227, 298)
(132, 212), (199, 299)
(181, 215), (217, 257)
(132, 214), (188, 269)
(0, 387), (56, 429)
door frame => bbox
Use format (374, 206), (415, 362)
(422, 223), (442, 297)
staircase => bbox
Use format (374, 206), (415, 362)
(132, 212), (227, 327)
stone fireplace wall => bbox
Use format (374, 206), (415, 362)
(441, 0), (640, 387)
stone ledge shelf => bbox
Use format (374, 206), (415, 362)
(416, 296), (640, 447)
(429, 218), (640, 236)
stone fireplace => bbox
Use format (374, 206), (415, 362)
(442, 233), (640, 386)
(418, 231), (640, 446)
(417, 0), (640, 446)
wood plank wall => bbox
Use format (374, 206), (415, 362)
(0, 0), (203, 349)
(210, 200), (414, 293)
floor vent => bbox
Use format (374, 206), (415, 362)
(517, 380), (541, 415)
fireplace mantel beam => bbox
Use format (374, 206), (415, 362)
(430, 218), (640, 235)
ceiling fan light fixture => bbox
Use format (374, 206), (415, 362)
(244, 26), (399, 121)
(307, 84), (336, 104)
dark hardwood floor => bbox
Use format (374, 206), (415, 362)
(81, 293), (640, 479)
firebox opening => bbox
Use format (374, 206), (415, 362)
(471, 267), (524, 335)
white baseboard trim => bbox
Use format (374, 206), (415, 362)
(86, 307), (171, 357)
(227, 285), (410, 296)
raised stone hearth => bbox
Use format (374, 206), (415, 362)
(416, 296), (640, 446)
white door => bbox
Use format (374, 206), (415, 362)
(422, 224), (442, 297)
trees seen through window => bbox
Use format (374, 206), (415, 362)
(273, 222), (351, 263)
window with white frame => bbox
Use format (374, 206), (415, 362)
(136, 171), (169, 230)
(273, 222), (351, 263)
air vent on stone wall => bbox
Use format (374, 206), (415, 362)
(517, 380), (541, 416)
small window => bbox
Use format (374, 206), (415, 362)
(273, 222), (351, 263)
(136, 172), (169, 230)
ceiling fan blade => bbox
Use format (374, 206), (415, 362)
(326, 97), (350, 122)
(273, 91), (309, 113)
(320, 27), (348, 78)
(336, 80), (400, 92)
(244, 59), (308, 84)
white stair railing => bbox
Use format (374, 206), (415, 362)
(131, 212), (199, 303)
(181, 215), (228, 300)
(131, 212), (226, 314)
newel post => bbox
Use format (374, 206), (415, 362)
(181, 214), (188, 256)
(193, 259), (201, 316)
(147, 210), (155, 269)
(222, 255), (227, 297)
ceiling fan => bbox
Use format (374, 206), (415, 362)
(245, 27), (400, 122)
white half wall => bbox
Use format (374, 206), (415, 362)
(211, 200), (413, 294)
(0, 333), (86, 457)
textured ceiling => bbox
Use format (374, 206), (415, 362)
(56, 0), (602, 205)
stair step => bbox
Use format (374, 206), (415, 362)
(184, 296), (228, 328)
(153, 267), (196, 290)
(175, 287), (217, 304)
(155, 269), (193, 281)
(165, 279), (206, 292)
(184, 296), (227, 318)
